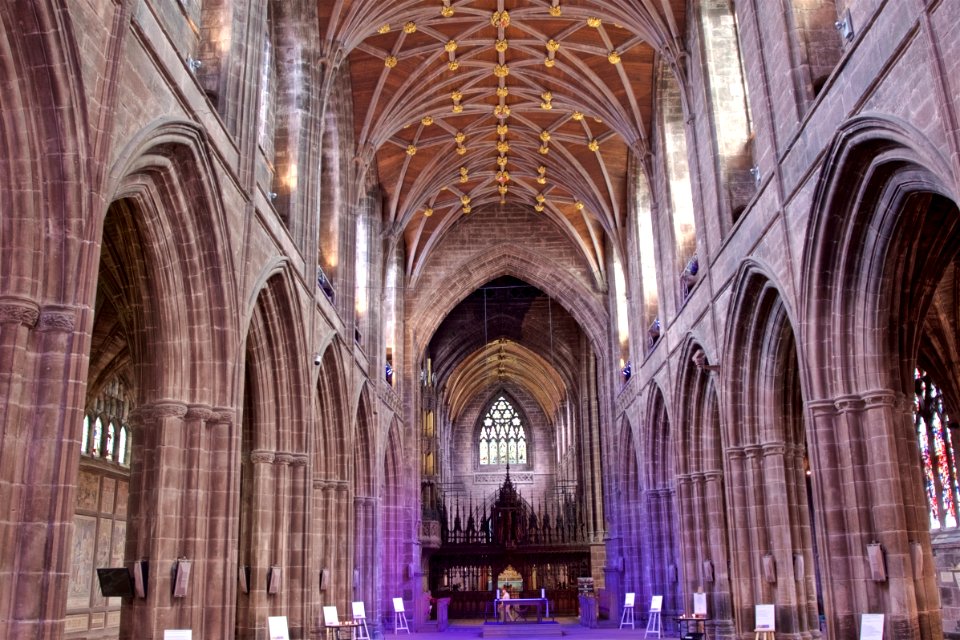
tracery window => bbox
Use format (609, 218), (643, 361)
(81, 415), (130, 468)
(915, 368), (960, 529)
(479, 396), (527, 465)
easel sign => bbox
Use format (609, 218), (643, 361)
(163, 632), (192, 640)
(693, 592), (707, 617)
(625, 592), (636, 608)
(755, 604), (775, 631)
(860, 614), (884, 640)
(268, 616), (290, 640)
(650, 595), (663, 613)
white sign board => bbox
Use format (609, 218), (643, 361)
(352, 601), (367, 619)
(625, 592), (636, 608)
(163, 632), (192, 640)
(860, 614), (885, 640)
(650, 595), (663, 612)
(393, 597), (405, 613)
(755, 604), (775, 631)
(693, 592), (707, 616)
(268, 616), (290, 640)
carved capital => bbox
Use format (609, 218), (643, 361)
(185, 405), (215, 422)
(762, 442), (786, 457)
(862, 389), (899, 409)
(250, 450), (275, 465)
(212, 408), (236, 425)
(275, 453), (296, 466)
(806, 399), (838, 417)
(134, 402), (189, 422)
(0, 296), (39, 326)
(834, 395), (865, 413)
(290, 454), (308, 467)
(744, 445), (763, 459)
(38, 306), (77, 332)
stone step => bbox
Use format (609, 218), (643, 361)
(482, 622), (564, 638)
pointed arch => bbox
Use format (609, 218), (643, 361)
(106, 118), (241, 406)
(408, 245), (610, 361)
(801, 114), (958, 400)
(723, 262), (820, 640)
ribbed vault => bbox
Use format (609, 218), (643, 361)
(446, 338), (566, 421)
(319, 0), (686, 278)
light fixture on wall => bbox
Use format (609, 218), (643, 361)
(834, 10), (854, 43)
(186, 57), (202, 73)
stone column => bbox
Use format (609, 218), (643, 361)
(0, 301), (87, 640)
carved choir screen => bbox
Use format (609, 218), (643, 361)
(426, 471), (589, 617)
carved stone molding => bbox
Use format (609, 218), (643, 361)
(861, 389), (900, 409)
(274, 453), (296, 466)
(250, 450), (275, 465)
(0, 296), (40, 326)
(38, 306), (78, 332)
(289, 454), (308, 467)
(185, 405), (215, 422)
(761, 443), (786, 457)
(743, 445), (763, 460)
(132, 402), (189, 422)
(213, 408), (236, 425)
(379, 386), (402, 415)
(834, 395), (865, 413)
(806, 399), (839, 417)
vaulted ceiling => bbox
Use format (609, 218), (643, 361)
(319, 0), (687, 281)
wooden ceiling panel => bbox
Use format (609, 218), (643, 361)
(322, 0), (686, 281)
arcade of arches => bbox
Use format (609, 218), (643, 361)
(2, 1), (960, 639)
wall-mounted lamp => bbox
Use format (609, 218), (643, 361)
(749, 165), (761, 186)
(268, 192), (278, 201)
(186, 57), (202, 73)
(835, 10), (854, 43)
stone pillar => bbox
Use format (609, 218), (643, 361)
(0, 300), (87, 640)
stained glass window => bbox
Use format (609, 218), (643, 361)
(478, 396), (526, 465)
(118, 427), (128, 467)
(92, 418), (103, 458)
(915, 368), (960, 529)
(81, 415), (90, 455)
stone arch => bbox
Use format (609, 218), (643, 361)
(408, 245), (610, 363)
(242, 263), (311, 453)
(0, 0), (90, 306)
(638, 381), (680, 615)
(310, 339), (353, 616)
(106, 118), (240, 405)
(798, 114), (957, 640)
(616, 416), (644, 594)
(801, 114), (957, 400)
(673, 337), (734, 638)
(381, 419), (410, 619)
(91, 120), (244, 638)
(236, 266), (312, 638)
(353, 382), (377, 611)
(723, 262), (819, 640)
(314, 339), (351, 481)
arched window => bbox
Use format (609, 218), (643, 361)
(118, 426), (128, 467)
(105, 422), (116, 461)
(81, 415), (90, 455)
(915, 368), (960, 529)
(92, 417), (103, 458)
(478, 396), (527, 465)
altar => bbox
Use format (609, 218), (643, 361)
(491, 596), (549, 623)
